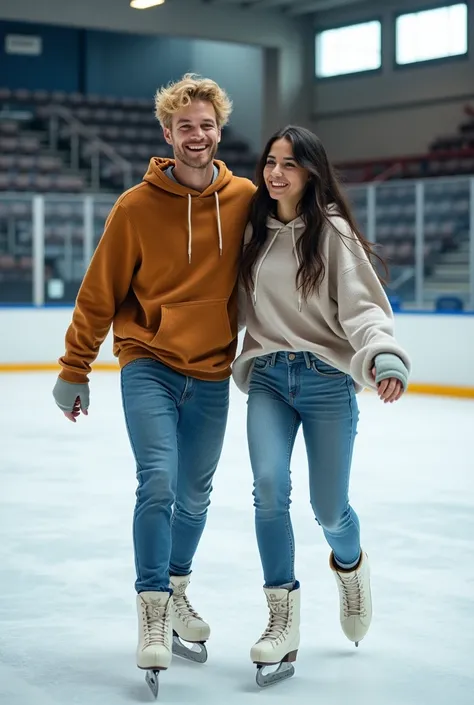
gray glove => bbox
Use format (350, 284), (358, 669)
(374, 353), (408, 390)
(52, 377), (90, 412)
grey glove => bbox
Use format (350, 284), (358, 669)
(52, 377), (90, 412)
(374, 353), (409, 390)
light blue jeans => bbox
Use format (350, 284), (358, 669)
(121, 358), (230, 593)
(247, 352), (361, 587)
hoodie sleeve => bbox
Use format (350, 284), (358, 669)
(332, 222), (411, 389)
(58, 203), (141, 384)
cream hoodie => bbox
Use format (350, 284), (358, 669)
(232, 208), (410, 394)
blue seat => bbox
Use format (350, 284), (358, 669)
(435, 296), (464, 312)
(388, 295), (402, 311)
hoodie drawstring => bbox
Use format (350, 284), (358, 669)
(186, 192), (223, 264)
(215, 192), (223, 257)
(252, 226), (284, 305)
(187, 195), (192, 264)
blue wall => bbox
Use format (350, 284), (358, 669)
(0, 20), (195, 98)
(85, 30), (193, 99)
(0, 20), (262, 146)
(0, 21), (81, 92)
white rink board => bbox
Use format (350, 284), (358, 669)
(0, 307), (473, 388)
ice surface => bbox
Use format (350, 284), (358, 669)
(1, 372), (473, 705)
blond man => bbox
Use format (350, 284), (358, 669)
(52, 74), (256, 679)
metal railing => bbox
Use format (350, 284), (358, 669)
(346, 175), (474, 311)
(45, 104), (133, 192)
(0, 174), (473, 309)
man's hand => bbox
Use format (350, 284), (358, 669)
(64, 396), (89, 423)
(52, 378), (90, 423)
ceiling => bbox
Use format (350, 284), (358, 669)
(202, 0), (370, 16)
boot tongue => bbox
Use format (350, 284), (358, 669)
(265, 587), (290, 599)
(140, 592), (169, 611)
(265, 588), (289, 613)
(141, 591), (168, 602)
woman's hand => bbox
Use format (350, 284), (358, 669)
(371, 367), (404, 403)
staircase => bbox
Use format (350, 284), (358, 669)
(423, 240), (471, 303)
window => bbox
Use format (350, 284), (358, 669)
(315, 21), (382, 78)
(396, 3), (468, 65)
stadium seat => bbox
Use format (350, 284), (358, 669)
(435, 296), (464, 312)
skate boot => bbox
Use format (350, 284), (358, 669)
(330, 550), (372, 646)
(136, 591), (173, 699)
(170, 574), (209, 663)
(250, 583), (300, 688)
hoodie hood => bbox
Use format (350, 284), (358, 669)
(143, 157), (233, 197)
(265, 202), (339, 231)
(142, 157), (234, 263)
(266, 215), (306, 231)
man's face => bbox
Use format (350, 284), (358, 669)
(163, 100), (221, 169)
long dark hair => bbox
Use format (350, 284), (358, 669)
(241, 125), (386, 301)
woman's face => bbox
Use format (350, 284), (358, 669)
(263, 138), (309, 206)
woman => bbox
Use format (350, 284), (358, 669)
(232, 126), (410, 683)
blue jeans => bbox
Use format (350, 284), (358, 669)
(247, 352), (360, 587)
(120, 358), (230, 594)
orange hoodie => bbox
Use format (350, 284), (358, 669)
(58, 158), (256, 384)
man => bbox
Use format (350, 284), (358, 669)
(52, 74), (256, 680)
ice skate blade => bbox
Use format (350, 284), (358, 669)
(255, 662), (295, 688)
(172, 632), (208, 664)
(145, 669), (160, 699)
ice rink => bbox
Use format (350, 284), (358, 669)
(1, 371), (473, 705)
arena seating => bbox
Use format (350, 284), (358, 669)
(0, 118), (84, 192)
(347, 178), (470, 302)
(0, 87), (257, 192)
(430, 105), (474, 152)
(0, 88), (471, 304)
(338, 105), (474, 184)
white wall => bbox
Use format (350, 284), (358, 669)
(311, 0), (474, 162)
(0, 309), (473, 392)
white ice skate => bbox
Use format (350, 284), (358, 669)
(136, 591), (173, 699)
(330, 550), (373, 646)
(250, 583), (300, 688)
(170, 574), (210, 664)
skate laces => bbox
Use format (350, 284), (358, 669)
(261, 594), (289, 641)
(173, 586), (203, 626)
(143, 601), (169, 646)
(340, 573), (366, 618)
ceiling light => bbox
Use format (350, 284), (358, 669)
(130, 0), (165, 9)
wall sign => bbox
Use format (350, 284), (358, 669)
(5, 34), (43, 56)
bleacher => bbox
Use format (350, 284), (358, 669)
(0, 118), (84, 193)
(0, 87), (258, 302)
(347, 179), (470, 304)
(0, 87), (257, 193)
(337, 104), (474, 307)
(338, 106), (474, 184)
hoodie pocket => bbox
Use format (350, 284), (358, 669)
(150, 299), (233, 364)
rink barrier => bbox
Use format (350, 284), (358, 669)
(1, 362), (473, 398)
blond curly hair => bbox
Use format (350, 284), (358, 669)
(155, 73), (233, 130)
